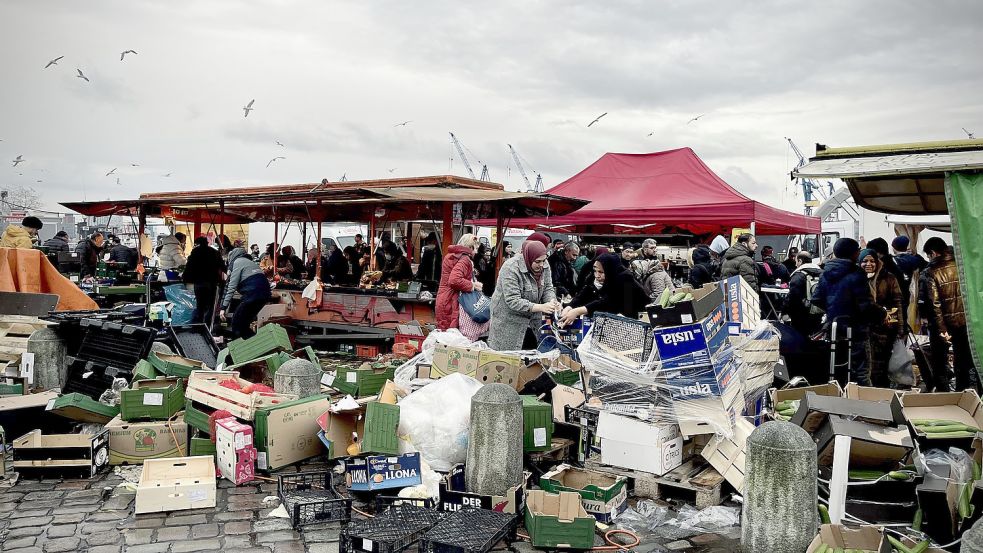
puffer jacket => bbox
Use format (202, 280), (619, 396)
(0, 225), (34, 249)
(157, 235), (187, 270)
(868, 268), (904, 340)
(435, 245), (475, 330)
(222, 248), (269, 309)
(42, 235), (70, 253)
(720, 243), (760, 292)
(630, 258), (673, 301)
(927, 248), (965, 333)
(688, 246), (715, 288)
(813, 258), (881, 332)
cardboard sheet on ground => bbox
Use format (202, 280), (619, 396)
(0, 247), (98, 310)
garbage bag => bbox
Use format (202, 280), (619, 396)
(396, 373), (483, 472)
(888, 338), (915, 386)
(164, 284), (195, 325)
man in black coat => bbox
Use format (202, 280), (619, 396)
(415, 232), (442, 282)
(183, 237), (225, 325)
(548, 241), (579, 298)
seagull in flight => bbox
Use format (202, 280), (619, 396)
(130, 163), (140, 167)
(116, 177), (121, 185)
(243, 99), (255, 117)
(687, 114), (706, 124)
(276, 140), (284, 147)
(120, 50), (137, 61)
(12, 155), (24, 167)
(76, 68), (89, 82)
(44, 56), (64, 69)
(587, 113), (607, 127)
(393, 121), (412, 127)
(163, 172), (172, 177)
(106, 168), (117, 176)
(964, 127), (976, 139)
(266, 156), (285, 168)
(388, 168), (396, 173)
(647, 131), (656, 137)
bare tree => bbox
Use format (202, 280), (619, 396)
(1, 185), (43, 211)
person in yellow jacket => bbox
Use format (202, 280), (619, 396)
(0, 216), (43, 249)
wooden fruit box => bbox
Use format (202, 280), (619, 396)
(184, 370), (296, 421)
(135, 456), (217, 514)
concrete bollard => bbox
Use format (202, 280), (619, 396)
(964, 516), (983, 552)
(465, 383), (524, 496)
(274, 358), (321, 398)
(150, 342), (174, 355)
(741, 421), (817, 553)
(26, 327), (67, 391)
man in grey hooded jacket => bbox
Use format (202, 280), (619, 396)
(220, 247), (272, 338)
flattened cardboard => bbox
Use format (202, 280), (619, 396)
(806, 524), (882, 553)
(813, 415), (913, 468)
(790, 392), (904, 433)
(105, 414), (189, 465)
(550, 385), (586, 422)
(254, 395), (330, 471)
(430, 345), (480, 379)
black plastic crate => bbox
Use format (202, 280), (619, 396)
(62, 358), (129, 399)
(374, 496), (434, 512)
(420, 509), (518, 553)
(341, 503), (442, 553)
(278, 471), (352, 528)
(76, 319), (155, 369)
(169, 324), (220, 368)
(45, 310), (143, 356)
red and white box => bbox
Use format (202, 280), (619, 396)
(215, 417), (257, 485)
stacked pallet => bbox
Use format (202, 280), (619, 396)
(0, 315), (51, 378)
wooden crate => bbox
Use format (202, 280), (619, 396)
(184, 370), (296, 420)
(135, 456), (217, 514)
(0, 315), (51, 374)
(584, 457), (724, 509)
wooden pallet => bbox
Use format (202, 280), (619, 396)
(0, 316), (51, 373)
(528, 438), (576, 463)
(584, 457), (724, 509)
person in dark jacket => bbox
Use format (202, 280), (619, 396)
(859, 248), (904, 387)
(782, 247), (799, 275)
(721, 233), (760, 292)
(559, 253), (649, 324)
(183, 236), (225, 326)
(892, 235), (928, 294)
(42, 231), (71, 253)
(474, 243), (497, 296)
(220, 247), (272, 339)
(759, 246), (790, 285)
(106, 236), (139, 270)
(77, 232), (105, 279)
(276, 246), (305, 280)
(548, 241), (579, 299)
(917, 260), (952, 391)
(866, 237), (910, 324)
(380, 241), (412, 282)
(924, 238), (978, 391)
(323, 245), (349, 284)
(415, 232), (442, 283)
(687, 245), (715, 288)
(813, 238), (883, 385)
(786, 251), (824, 337)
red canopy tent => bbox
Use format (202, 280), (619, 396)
(488, 148), (821, 236)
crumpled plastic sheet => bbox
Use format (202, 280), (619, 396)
(616, 500), (741, 541)
(396, 373), (483, 472)
(97, 377), (130, 407)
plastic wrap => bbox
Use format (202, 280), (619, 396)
(163, 284), (194, 325)
(393, 329), (488, 389)
(396, 373), (483, 472)
(579, 311), (779, 437)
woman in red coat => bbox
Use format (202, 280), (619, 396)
(436, 234), (483, 329)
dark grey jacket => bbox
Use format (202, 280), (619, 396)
(222, 248), (267, 309)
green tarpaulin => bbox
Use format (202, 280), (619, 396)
(944, 171), (983, 376)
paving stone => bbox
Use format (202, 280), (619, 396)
(171, 538), (222, 551)
(192, 522), (220, 538)
(223, 520), (253, 535)
(132, 515), (167, 528)
(65, 489), (105, 500)
(124, 545), (171, 553)
(3, 525), (46, 539)
(253, 518), (293, 532)
(0, 492), (25, 502)
(301, 527), (342, 543)
(166, 513), (208, 526)
(85, 511), (129, 522)
(273, 542), (307, 553)
(21, 500), (62, 510)
(50, 505), (99, 515)
(3, 549), (43, 553)
(22, 491), (65, 501)
(11, 483), (56, 492)
(49, 513), (85, 524)
(42, 537), (82, 552)
(665, 540), (692, 551)
(306, 543), (340, 553)
(229, 493), (267, 503)
(7, 516), (52, 529)
(222, 534), (254, 548)
(88, 546), (122, 553)
(7, 510), (49, 519)
(228, 549), (273, 553)
(0, 502), (17, 513)
(227, 485), (262, 495)
(690, 533), (721, 545)
(79, 521), (121, 534)
(99, 496), (134, 510)
(54, 481), (91, 490)
(256, 530), (303, 543)
(44, 524), (78, 538)
(1, 537), (38, 549)
(123, 528), (154, 545)
(62, 497), (103, 506)
(155, 525), (190, 541)
(85, 531), (122, 546)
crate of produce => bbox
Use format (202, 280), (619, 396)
(521, 395), (554, 453)
(184, 370), (297, 421)
(362, 402), (400, 455)
(121, 377), (185, 421)
(228, 323), (292, 365)
(189, 431), (216, 457)
(135, 456), (217, 514)
(420, 509), (519, 553)
(169, 324), (220, 368)
(149, 351), (209, 378)
(278, 470), (353, 528)
(331, 364), (397, 398)
(524, 490), (596, 549)
(132, 359), (162, 383)
(46, 392), (120, 423)
(340, 503), (442, 553)
(76, 319), (156, 370)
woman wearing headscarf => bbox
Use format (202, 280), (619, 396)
(474, 243), (497, 296)
(435, 234), (481, 330)
(559, 253), (649, 325)
(575, 246), (609, 294)
(859, 248), (904, 387)
(488, 239), (559, 350)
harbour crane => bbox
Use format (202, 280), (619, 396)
(508, 144), (544, 193)
(786, 137), (832, 215)
(449, 132), (490, 181)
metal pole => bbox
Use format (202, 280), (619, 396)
(316, 201), (323, 278)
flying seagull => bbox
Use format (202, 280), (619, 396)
(687, 114), (706, 124)
(388, 168), (396, 173)
(106, 168), (117, 176)
(120, 50), (137, 61)
(243, 99), (255, 117)
(393, 121), (412, 127)
(163, 172), (172, 177)
(964, 127), (976, 140)
(266, 156), (285, 168)
(130, 163), (140, 167)
(12, 155), (24, 167)
(275, 140), (284, 147)
(44, 56), (64, 69)
(647, 131), (655, 137)
(587, 113), (607, 127)
(76, 68), (89, 82)
(116, 177), (121, 185)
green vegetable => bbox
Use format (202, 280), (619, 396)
(681, 293), (693, 302)
(916, 423), (979, 433)
(833, 547), (844, 553)
(886, 534), (913, 553)
(923, 430), (977, 439)
(909, 540), (929, 553)
(975, 461), (981, 481)
(658, 287), (672, 308)
(888, 470), (912, 481)
(912, 508), (922, 531)
(814, 545), (828, 553)
(960, 481), (973, 518)
(818, 503), (830, 524)
(849, 469), (886, 481)
(910, 418), (965, 426)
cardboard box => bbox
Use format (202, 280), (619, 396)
(253, 395), (330, 471)
(524, 490), (596, 550)
(843, 382), (908, 402)
(596, 412), (682, 476)
(661, 349), (739, 401)
(813, 415), (913, 468)
(790, 392), (904, 433)
(317, 401), (399, 458)
(439, 463), (528, 514)
(651, 303), (729, 370)
(701, 418), (754, 492)
(770, 381), (843, 418)
(540, 464), (628, 523)
(105, 414), (189, 465)
(901, 390), (983, 449)
(135, 456), (217, 514)
(646, 282), (725, 327)
(475, 351), (525, 388)
(675, 390), (741, 437)
(430, 345), (480, 379)
(550, 385), (586, 422)
(721, 275), (761, 333)
(215, 417), (256, 485)
(916, 464), (958, 546)
(806, 524), (882, 553)
(345, 453), (422, 491)
(817, 466), (919, 525)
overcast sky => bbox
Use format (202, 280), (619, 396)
(1, 1), (980, 215)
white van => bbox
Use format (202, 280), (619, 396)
(247, 223), (368, 255)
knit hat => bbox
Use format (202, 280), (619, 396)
(866, 237), (889, 257)
(21, 216), (43, 230)
(832, 237), (860, 260)
(892, 236), (910, 251)
(858, 248), (877, 263)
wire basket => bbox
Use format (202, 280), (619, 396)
(278, 471), (352, 528)
(340, 503), (442, 553)
(579, 312), (654, 373)
(420, 509), (518, 553)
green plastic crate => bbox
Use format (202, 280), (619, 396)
(189, 432), (216, 457)
(0, 383), (24, 395)
(228, 323), (292, 365)
(47, 392), (120, 423)
(149, 351), (207, 378)
(264, 346), (321, 377)
(550, 369), (582, 387)
(184, 399), (212, 434)
(521, 395), (554, 452)
(539, 465), (627, 522)
(331, 365), (396, 398)
(121, 377), (185, 421)
(362, 402), (400, 455)
(131, 360), (162, 383)
(525, 490), (596, 549)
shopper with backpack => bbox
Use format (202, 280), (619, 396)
(786, 251), (824, 336)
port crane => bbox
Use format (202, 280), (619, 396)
(508, 144), (544, 193)
(449, 132), (490, 181)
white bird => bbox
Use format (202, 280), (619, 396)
(106, 168), (117, 176)
(76, 68), (89, 82)
(45, 56), (64, 69)
(393, 121), (412, 127)
(243, 99), (255, 117)
(12, 155), (24, 167)
(163, 172), (172, 177)
(130, 163), (140, 167)
(266, 156), (285, 168)
(120, 50), (137, 61)
(388, 168), (396, 173)
(687, 114), (706, 124)
(587, 113), (607, 127)
(276, 140), (284, 147)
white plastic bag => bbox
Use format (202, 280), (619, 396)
(301, 279), (321, 301)
(396, 373), (483, 471)
(888, 338), (915, 386)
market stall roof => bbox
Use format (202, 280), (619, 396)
(792, 139), (983, 215)
(60, 175), (588, 223)
(477, 148), (820, 236)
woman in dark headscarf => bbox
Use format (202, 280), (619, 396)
(559, 253), (648, 325)
(575, 245), (610, 294)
